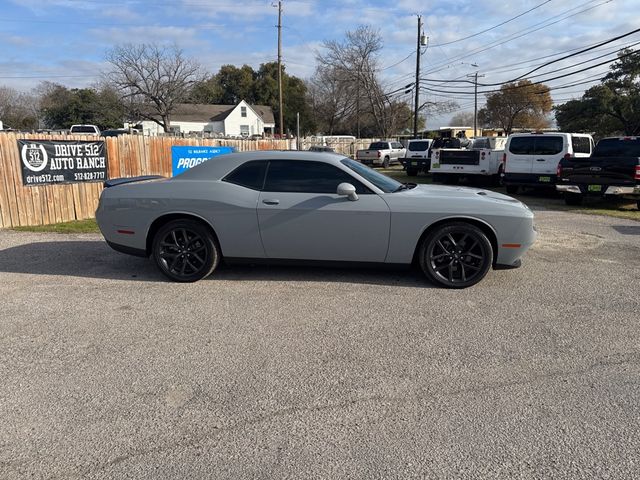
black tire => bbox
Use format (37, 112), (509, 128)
(407, 168), (418, 177)
(432, 173), (444, 183)
(443, 174), (459, 185)
(152, 219), (220, 282)
(383, 156), (390, 168)
(506, 185), (518, 195)
(564, 193), (583, 206)
(493, 166), (504, 187)
(637, 200), (640, 211)
(419, 222), (493, 288)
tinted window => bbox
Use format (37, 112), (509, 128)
(71, 126), (97, 133)
(408, 141), (430, 151)
(593, 138), (640, 157)
(264, 160), (370, 194)
(509, 137), (535, 155)
(571, 136), (592, 155)
(535, 136), (564, 155)
(223, 161), (267, 190)
(368, 142), (389, 150)
(341, 158), (402, 193)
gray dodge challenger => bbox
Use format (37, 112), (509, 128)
(96, 150), (536, 288)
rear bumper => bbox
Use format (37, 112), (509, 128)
(359, 158), (383, 166)
(503, 173), (557, 188)
(402, 159), (430, 170)
(556, 184), (640, 198)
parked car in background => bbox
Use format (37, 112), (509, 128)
(101, 129), (129, 137)
(356, 141), (406, 168)
(556, 136), (640, 208)
(96, 150), (536, 288)
(308, 145), (335, 152)
(431, 136), (507, 185)
(402, 139), (433, 176)
(70, 124), (100, 135)
(503, 132), (593, 194)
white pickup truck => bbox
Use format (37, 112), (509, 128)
(356, 141), (406, 168)
(431, 136), (507, 184)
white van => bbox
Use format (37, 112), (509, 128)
(503, 132), (594, 194)
(402, 139), (433, 176)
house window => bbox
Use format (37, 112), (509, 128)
(241, 106), (247, 117)
(240, 125), (250, 137)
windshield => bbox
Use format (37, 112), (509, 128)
(341, 158), (402, 193)
(408, 141), (431, 151)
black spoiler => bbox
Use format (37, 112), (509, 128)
(103, 175), (165, 188)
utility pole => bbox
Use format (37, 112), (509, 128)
(277, 0), (284, 138)
(296, 112), (300, 150)
(467, 69), (485, 137)
(413, 15), (422, 139)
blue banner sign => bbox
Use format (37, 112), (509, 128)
(171, 146), (234, 176)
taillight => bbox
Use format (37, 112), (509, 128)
(481, 151), (486, 159)
(557, 163), (563, 178)
(377, 151), (381, 158)
(502, 153), (507, 168)
(635, 165), (640, 181)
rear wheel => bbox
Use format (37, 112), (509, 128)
(506, 185), (518, 195)
(407, 168), (418, 177)
(564, 193), (583, 206)
(152, 219), (220, 282)
(382, 156), (390, 168)
(419, 222), (493, 288)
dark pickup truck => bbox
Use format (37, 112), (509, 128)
(556, 136), (640, 209)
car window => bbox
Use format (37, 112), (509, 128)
(341, 158), (402, 193)
(593, 138), (640, 157)
(408, 141), (430, 151)
(264, 160), (371, 194)
(471, 138), (491, 149)
(535, 136), (564, 155)
(508, 137), (535, 155)
(223, 160), (267, 190)
(369, 142), (389, 150)
(571, 136), (592, 155)
(71, 126), (97, 133)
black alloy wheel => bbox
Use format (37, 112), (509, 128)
(419, 222), (493, 288)
(152, 219), (219, 282)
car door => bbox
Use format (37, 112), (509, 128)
(257, 160), (391, 262)
(391, 142), (405, 160)
(531, 135), (565, 176)
(506, 136), (535, 174)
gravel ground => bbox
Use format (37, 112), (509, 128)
(0, 209), (639, 479)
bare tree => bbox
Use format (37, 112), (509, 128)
(0, 86), (39, 129)
(105, 44), (203, 132)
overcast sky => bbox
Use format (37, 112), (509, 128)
(1, 0), (638, 129)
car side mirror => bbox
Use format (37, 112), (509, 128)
(337, 182), (358, 201)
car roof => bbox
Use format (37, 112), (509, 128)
(176, 150), (348, 181)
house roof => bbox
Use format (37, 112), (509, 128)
(169, 102), (275, 124)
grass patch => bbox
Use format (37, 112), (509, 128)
(13, 218), (100, 234)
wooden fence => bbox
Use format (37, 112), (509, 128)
(0, 133), (292, 228)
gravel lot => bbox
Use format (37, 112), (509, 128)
(1, 209), (639, 479)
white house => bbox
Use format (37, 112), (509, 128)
(129, 100), (276, 137)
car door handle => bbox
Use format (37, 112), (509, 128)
(262, 199), (280, 205)
(536, 158), (546, 161)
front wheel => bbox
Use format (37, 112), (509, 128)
(152, 219), (220, 282)
(419, 223), (493, 288)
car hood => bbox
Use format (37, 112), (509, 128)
(385, 184), (530, 210)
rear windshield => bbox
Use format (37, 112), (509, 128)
(368, 142), (389, 150)
(471, 138), (491, 149)
(571, 136), (592, 154)
(408, 141), (430, 151)
(71, 126), (97, 133)
(508, 136), (563, 155)
(593, 138), (640, 157)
